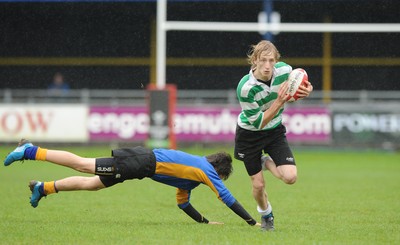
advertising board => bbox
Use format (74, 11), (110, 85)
(0, 104), (88, 142)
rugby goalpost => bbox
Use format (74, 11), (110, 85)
(156, 0), (400, 89)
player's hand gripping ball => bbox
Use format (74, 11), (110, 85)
(287, 68), (308, 102)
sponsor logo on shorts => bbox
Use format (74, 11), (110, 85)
(286, 157), (294, 162)
(115, 174), (121, 179)
(238, 153), (245, 158)
(97, 167), (113, 172)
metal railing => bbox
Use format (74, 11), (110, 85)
(1, 89), (399, 106)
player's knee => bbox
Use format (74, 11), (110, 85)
(252, 181), (265, 192)
(282, 173), (297, 185)
(86, 177), (105, 191)
(277, 165), (297, 184)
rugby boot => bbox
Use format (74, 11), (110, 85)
(4, 139), (33, 166)
(261, 212), (275, 231)
(29, 180), (46, 208)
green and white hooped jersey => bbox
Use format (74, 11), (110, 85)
(236, 62), (292, 131)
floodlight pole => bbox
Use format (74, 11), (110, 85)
(156, 0), (167, 89)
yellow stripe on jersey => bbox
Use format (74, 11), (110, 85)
(156, 161), (220, 202)
(176, 188), (189, 205)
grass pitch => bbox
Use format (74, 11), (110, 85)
(0, 145), (399, 245)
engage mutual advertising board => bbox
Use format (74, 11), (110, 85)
(0, 104), (331, 143)
(88, 106), (331, 143)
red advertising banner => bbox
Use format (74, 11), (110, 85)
(88, 105), (331, 143)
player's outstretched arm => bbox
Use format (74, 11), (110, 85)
(181, 204), (224, 225)
(229, 200), (257, 226)
(180, 200), (256, 225)
(181, 203), (210, 224)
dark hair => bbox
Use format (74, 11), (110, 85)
(206, 152), (233, 180)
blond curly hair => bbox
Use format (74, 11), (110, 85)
(247, 40), (281, 69)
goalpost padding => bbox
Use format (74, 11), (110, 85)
(146, 84), (177, 149)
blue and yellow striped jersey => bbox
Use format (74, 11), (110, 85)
(151, 148), (236, 209)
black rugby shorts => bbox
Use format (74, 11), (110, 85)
(234, 123), (295, 176)
(96, 146), (156, 187)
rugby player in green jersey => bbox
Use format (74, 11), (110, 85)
(234, 40), (313, 231)
(4, 139), (258, 226)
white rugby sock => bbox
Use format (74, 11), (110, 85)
(257, 201), (272, 216)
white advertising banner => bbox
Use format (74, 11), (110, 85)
(0, 104), (88, 142)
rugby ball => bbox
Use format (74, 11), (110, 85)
(287, 68), (308, 102)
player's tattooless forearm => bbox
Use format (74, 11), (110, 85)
(181, 203), (209, 224)
(229, 200), (257, 225)
(261, 103), (284, 128)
